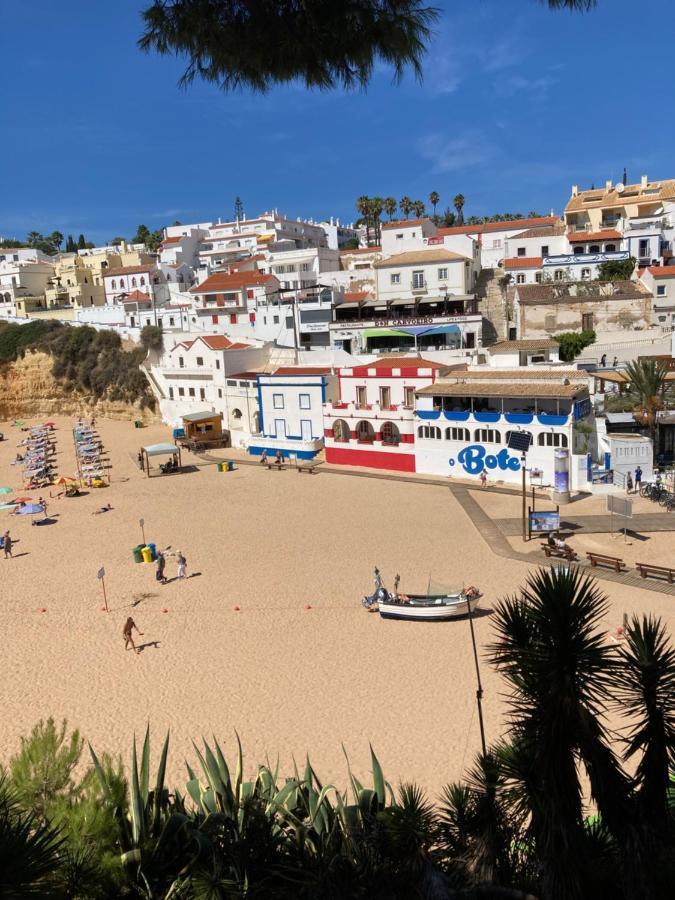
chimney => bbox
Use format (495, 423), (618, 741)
(605, 179), (613, 192)
(641, 175), (648, 188)
(572, 185), (578, 197)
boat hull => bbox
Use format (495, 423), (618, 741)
(377, 597), (479, 621)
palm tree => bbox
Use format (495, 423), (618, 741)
(26, 231), (43, 248)
(489, 567), (638, 900)
(441, 207), (455, 227)
(399, 196), (413, 219)
(624, 358), (669, 450)
(369, 196), (384, 245)
(412, 199), (425, 218)
(50, 231), (64, 251)
(356, 194), (371, 245)
(453, 194), (465, 225)
(429, 191), (440, 221)
(384, 197), (397, 220)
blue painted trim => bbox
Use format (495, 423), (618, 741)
(474, 411), (500, 423)
(256, 376), (264, 434)
(505, 413), (534, 425)
(248, 445), (318, 460)
(537, 414), (568, 426)
(443, 410), (470, 421)
(321, 376), (326, 404)
(416, 410), (441, 420)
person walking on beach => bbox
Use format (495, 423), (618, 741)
(156, 551), (167, 584)
(3, 531), (12, 558)
(635, 465), (642, 493)
(176, 551), (187, 579)
(480, 470), (487, 489)
(123, 617), (143, 654)
(626, 471), (634, 494)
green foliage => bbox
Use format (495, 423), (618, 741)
(343, 237), (360, 249)
(597, 257), (636, 281)
(554, 328), (596, 361)
(140, 324), (164, 352)
(131, 223), (164, 251)
(9, 718), (83, 820)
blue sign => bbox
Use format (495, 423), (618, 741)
(450, 444), (522, 476)
(529, 511), (560, 533)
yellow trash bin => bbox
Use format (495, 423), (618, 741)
(141, 546), (153, 564)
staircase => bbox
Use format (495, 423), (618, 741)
(475, 267), (509, 345)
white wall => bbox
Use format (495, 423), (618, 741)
(259, 375), (337, 440)
(375, 259), (468, 303)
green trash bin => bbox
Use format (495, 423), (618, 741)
(132, 544), (144, 564)
(217, 461), (225, 472)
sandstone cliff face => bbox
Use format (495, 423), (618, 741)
(0, 351), (159, 422)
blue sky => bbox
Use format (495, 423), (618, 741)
(2, 0), (672, 244)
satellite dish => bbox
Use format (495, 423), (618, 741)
(615, 182), (625, 193)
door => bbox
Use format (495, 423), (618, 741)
(274, 419), (286, 438)
(301, 419), (312, 440)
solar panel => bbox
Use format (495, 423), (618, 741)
(507, 431), (533, 453)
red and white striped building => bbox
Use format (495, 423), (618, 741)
(322, 357), (448, 472)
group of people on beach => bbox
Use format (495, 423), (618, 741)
(625, 466), (643, 494)
(155, 549), (188, 584)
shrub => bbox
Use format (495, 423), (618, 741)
(555, 328), (596, 361)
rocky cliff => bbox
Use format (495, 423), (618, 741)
(0, 350), (160, 422)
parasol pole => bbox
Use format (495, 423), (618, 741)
(466, 592), (487, 757)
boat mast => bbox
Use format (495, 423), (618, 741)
(466, 597), (487, 757)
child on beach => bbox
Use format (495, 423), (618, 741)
(123, 617), (143, 654)
(3, 531), (12, 558)
(176, 551), (187, 579)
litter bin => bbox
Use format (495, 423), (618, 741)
(226, 460), (234, 471)
(141, 546), (153, 564)
(147, 542), (157, 561)
(132, 545), (144, 564)
(217, 461), (224, 472)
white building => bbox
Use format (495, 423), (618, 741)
(486, 339), (561, 368)
(260, 245), (339, 290)
(438, 216), (561, 269)
(0, 247), (54, 265)
(639, 265), (675, 326)
(0, 260), (55, 315)
(248, 367), (338, 459)
(319, 218), (360, 250)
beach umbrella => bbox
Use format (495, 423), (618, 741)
(43, 421), (55, 427)
(55, 476), (76, 486)
(0, 487), (12, 495)
(13, 497), (33, 503)
(18, 503), (45, 516)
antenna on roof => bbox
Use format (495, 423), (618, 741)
(623, 167), (628, 186)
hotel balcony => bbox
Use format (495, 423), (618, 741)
(323, 400), (415, 422)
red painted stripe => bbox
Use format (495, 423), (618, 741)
(325, 446), (416, 472)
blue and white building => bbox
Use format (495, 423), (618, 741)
(413, 369), (594, 489)
(248, 367), (338, 459)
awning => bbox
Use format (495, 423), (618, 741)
(421, 324), (461, 336)
(181, 410), (218, 423)
(143, 442), (179, 457)
(362, 328), (410, 339)
(361, 299), (385, 308)
(388, 298), (415, 307)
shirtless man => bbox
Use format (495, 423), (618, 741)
(123, 617), (144, 654)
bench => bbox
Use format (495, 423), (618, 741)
(635, 562), (675, 583)
(266, 462), (286, 470)
(297, 463), (318, 474)
(541, 542), (578, 561)
(586, 552), (626, 573)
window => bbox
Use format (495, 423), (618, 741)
(516, 273), (525, 284)
(438, 267), (448, 281)
(169, 317), (175, 326)
(333, 419), (350, 442)
(356, 386), (367, 408)
(357, 420), (376, 443)
(178, 387), (185, 397)
(474, 428), (501, 444)
(131, 277), (137, 287)
(232, 408), (242, 419)
(582, 312), (594, 331)
(140, 277), (146, 286)
(581, 268), (591, 280)
(111, 279), (116, 290)
(517, 247), (526, 257)
(178, 356), (184, 368)
(379, 386), (391, 408)
(226, 379), (237, 386)
(541, 245), (549, 256)
(396, 233), (404, 239)
(390, 273), (400, 285)
(273, 393), (284, 409)
(538, 432), (568, 448)
(381, 422), (400, 445)
(417, 425), (441, 439)
(120, 279), (126, 288)
(573, 246), (584, 255)
(554, 270), (565, 281)
(301, 263), (309, 271)
(404, 386), (415, 408)
(605, 244), (616, 252)
(492, 239), (502, 249)
(199, 388), (206, 400)
(299, 393), (311, 409)
(589, 245), (600, 254)
(188, 388), (195, 397)
(273, 315), (279, 324)
(218, 388), (222, 398)
(639, 239), (649, 257)
(412, 270), (425, 289)
(535, 272), (543, 284)
(215, 359), (220, 369)
(196, 356), (204, 366)
(657, 285), (666, 297)
(445, 427), (469, 441)
(230, 314), (237, 324)
(169, 387), (174, 399)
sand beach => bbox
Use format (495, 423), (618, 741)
(0, 415), (673, 797)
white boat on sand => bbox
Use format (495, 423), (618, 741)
(362, 568), (480, 621)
